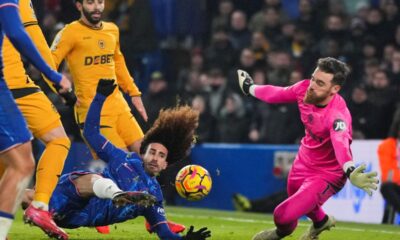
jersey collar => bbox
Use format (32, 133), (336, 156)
(78, 19), (103, 30)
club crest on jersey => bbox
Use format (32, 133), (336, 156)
(333, 119), (346, 131)
(98, 40), (105, 49)
(157, 207), (165, 216)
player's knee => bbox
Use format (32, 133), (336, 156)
(9, 147), (35, 176)
(273, 205), (294, 225)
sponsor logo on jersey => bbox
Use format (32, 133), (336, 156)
(333, 119), (346, 131)
(84, 54), (114, 66)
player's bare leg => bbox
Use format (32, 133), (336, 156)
(0, 142), (35, 239)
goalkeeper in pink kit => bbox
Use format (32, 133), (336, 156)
(238, 57), (379, 240)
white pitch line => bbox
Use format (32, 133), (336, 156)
(168, 213), (400, 235)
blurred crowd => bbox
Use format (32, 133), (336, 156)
(30, 0), (400, 144)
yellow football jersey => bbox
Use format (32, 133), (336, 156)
(51, 20), (141, 121)
(2, 0), (57, 92)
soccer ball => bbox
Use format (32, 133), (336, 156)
(175, 164), (212, 201)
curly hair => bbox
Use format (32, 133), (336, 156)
(140, 106), (199, 165)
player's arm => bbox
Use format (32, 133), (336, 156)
(25, 22), (76, 104)
(20, 0), (57, 93)
(21, 3), (77, 105)
(113, 26), (148, 121)
(25, 25), (58, 93)
(144, 203), (211, 240)
(0, 3), (63, 85)
(50, 25), (75, 70)
(330, 117), (379, 195)
(83, 79), (127, 162)
(114, 26), (141, 97)
(237, 69), (298, 103)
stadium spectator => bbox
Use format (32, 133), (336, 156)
(216, 92), (249, 143)
(365, 70), (398, 139)
(250, 31), (270, 67)
(229, 10), (251, 51)
(191, 94), (216, 143)
(109, 0), (160, 93)
(142, 71), (175, 130)
(238, 57), (379, 240)
(378, 108), (400, 223)
(266, 49), (293, 87)
(229, 48), (257, 93)
(380, 0), (400, 35)
(347, 84), (375, 139)
(387, 49), (400, 92)
(177, 48), (205, 93)
(0, 1), (70, 239)
(260, 7), (283, 46)
(204, 27), (236, 72)
(365, 7), (390, 47)
(179, 70), (211, 106)
(211, 0), (234, 33)
(23, 80), (211, 240)
(207, 67), (231, 118)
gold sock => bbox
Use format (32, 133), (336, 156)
(34, 137), (70, 204)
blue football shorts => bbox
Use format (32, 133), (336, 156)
(0, 80), (32, 152)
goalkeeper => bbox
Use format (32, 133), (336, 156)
(238, 57), (379, 240)
(23, 79), (210, 240)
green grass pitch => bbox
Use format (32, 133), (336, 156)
(8, 206), (400, 239)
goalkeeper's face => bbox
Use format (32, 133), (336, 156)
(142, 143), (168, 176)
(304, 68), (340, 105)
(79, 0), (105, 25)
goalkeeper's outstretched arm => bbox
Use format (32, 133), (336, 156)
(237, 69), (298, 103)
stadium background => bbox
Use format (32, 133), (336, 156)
(28, 0), (400, 226)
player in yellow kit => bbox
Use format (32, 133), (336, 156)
(1, 0), (72, 238)
(51, 0), (147, 156)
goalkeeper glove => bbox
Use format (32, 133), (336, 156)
(347, 164), (379, 196)
(237, 69), (254, 96)
(182, 226), (211, 240)
(97, 79), (117, 97)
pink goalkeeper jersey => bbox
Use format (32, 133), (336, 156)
(254, 80), (352, 182)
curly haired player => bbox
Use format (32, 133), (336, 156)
(23, 79), (211, 240)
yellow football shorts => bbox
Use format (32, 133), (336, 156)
(13, 88), (62, 138)
(78, 110), (144, 150)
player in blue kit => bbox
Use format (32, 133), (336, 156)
(0, 1), (71, 239)
(23, 79), (211, 240)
